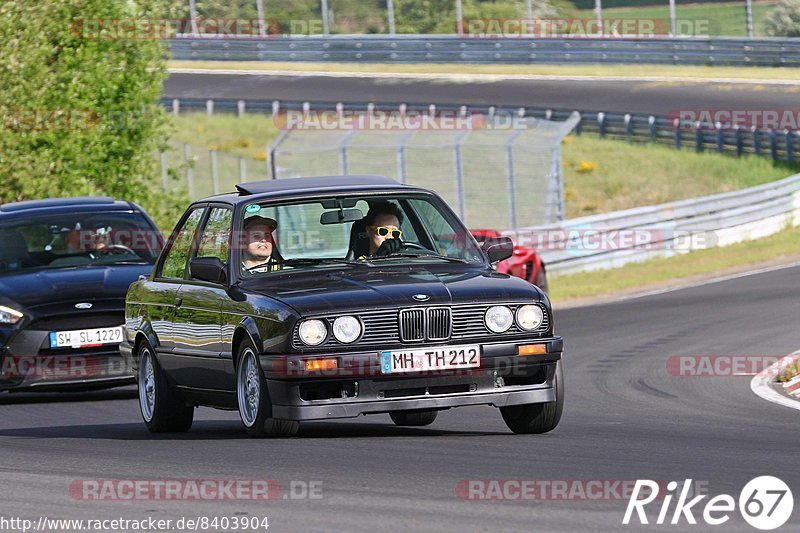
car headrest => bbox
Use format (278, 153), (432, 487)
(346, 219), (370, 260)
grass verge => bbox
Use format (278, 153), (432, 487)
(167, 60), (800, 81)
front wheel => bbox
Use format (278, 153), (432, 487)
(138, 342), (193, 433)
(500, 361), (563, 434)
(236, 340), (299, 438)
(390, 409), (438, 426)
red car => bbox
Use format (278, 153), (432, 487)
(471, 230), (548, 294)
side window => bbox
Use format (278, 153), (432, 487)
(159, 208), (205, 279)
(196, 207), (232, 264)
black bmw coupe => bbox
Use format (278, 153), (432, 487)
(123, 176), (563, 437)
(0, 197), (162, 391)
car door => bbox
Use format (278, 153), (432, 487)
(171, 205), (234, 391)
(147, 206), (206, 363)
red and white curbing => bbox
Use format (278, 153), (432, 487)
(750, 351), (800, 411)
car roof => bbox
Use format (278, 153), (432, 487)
(201, 175), (428, 205)
(0, 197), (140, 219)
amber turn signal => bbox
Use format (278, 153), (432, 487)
(517, 344), (547, 356)
(304, 358), (338, 371)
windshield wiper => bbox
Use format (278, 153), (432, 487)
(245, 258), (371, 271)
(370, 252), (470, 264)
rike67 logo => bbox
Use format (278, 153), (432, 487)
(623, 477), (793, 530)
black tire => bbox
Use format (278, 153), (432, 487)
(137, 341), (193, 433)
(236, 339), (299, 438)
(534, 265), (548, 295)
(500, 361), (564, 434)
(390, 409), (438, 427)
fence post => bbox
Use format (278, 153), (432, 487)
(624, 113), (633, 142)
(673, 118), (681, 150)
(239, 156), (247, 182)
(649, 115), (657, 142)
(504, 130), (524, 229)
(184, 143), (195, 199)
(753, 128), (761, 157)
(396, 131), (413, 184)
(455, 0), (464, 34)
(695, 121), (703, 152)
(769, 129), (778, 160)
(786, 130), (794, 164)
(206, 99), (214, 116)
(160, 152), (168, 190)
(715, 122), (724, 153)
(735, 125), (743, 157)
(188, 0), (199, 36)
(338, 130), (356, 174)
(453, 130), (468, 223)
(387, 0), (396, 35)
(575, 113), (582, 136)
(172, 98), (180, 117)
(210, 150), (219, 195)
(237, 100), (246, 117)
(321, 0), (330, 35)
(256, 0), (266, 37)
(598, 112), (605, 138)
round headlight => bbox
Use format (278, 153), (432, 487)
(485, 305), (513, 333)
(332, 315), (362, 344)
(298, 319), (327, 346)
(516, 305), (544, 331)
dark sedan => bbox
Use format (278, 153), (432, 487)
(0, 197), (163, 391)
(123, 176), (563, 437)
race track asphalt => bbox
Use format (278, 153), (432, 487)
(163, 71), (800, 115)
(1, 264), (798, 532)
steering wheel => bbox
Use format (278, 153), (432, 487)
(91, 244), (136, 258)
(401, 242), (429, 252)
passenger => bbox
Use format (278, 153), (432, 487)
(241, 215), (282, 272)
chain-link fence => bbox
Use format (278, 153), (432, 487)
(269, 112), (579, 228)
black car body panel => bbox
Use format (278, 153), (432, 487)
(0, 197), (162, 391)
(123, 176), (563, 423)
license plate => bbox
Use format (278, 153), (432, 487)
(49, 326), (123, 349)
(381, 344), (480, 373)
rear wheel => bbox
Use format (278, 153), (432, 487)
(500, 361), (563, 434)
(138, 342), (193, 433)
(390, 409), (438, 427)
(236, 339), (299, 438)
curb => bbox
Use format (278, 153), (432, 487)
(750, 351), (800, 412)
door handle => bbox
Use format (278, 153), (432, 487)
(174, 297), (183, 307)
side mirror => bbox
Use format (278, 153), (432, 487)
(189, 256), (227, 284)
(483, 237), (514, 264)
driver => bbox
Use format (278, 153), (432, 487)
(364, 202), (405, 257)
(241, 215), (282, 272)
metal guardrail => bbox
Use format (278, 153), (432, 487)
(528, 172), (800, 275)
(162, 97), (800, 163)
(168, 35), (800, 67)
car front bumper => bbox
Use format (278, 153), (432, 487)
(261, 337), (562, 421)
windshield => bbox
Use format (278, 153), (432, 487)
(237, 194), (485, 276)
(0, 211), (162, 274)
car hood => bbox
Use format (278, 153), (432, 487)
(243, 264), (542, 316)
(0, 264), (154, 312)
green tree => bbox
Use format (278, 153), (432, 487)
(765, 0), (800, 37)
(0, 0), (186, 227)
